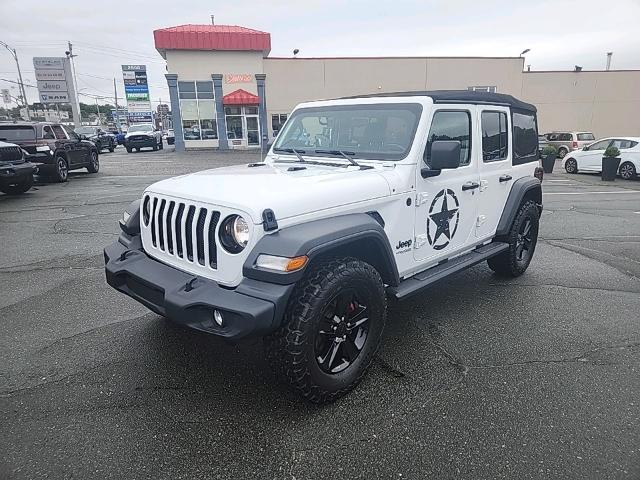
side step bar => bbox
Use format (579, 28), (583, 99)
(388, 242), (509, 300)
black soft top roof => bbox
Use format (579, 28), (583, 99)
(339, 90), (536, 112)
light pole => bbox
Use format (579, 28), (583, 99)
(519, 48), (530, 71)
(0, 40), (29, 116)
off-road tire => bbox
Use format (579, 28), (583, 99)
(87, 150), (99, 173)
(0, 174), (33, 195)
(152, 142), (158, 151)
(53, 155), (68, 183)
(264, 257), (387, 404)
(126, 146), (132, 153)
(558, 147), (568, 159)
(109, 146), (115, 153)
(619, 162), (637, 180)
(564, 158), (578, 174)
(488, 200), (539, 277)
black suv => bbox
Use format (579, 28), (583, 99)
(0, 140), (37, 195)
(75, 126), (116, 153)
(0, 123), (99, 182)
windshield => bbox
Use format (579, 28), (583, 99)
(75, 126), (97, 135)
(273, 103), (422, 160)
(128, 124), (154, 132)
(0, 125), (36, 142)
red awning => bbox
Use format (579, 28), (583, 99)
(223, 89), (260, 105)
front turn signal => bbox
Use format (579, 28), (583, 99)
(256, 254), (308, 272)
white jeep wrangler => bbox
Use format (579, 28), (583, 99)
(105, 91), (543, 403)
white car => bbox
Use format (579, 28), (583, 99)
(105, 91), (544, 403)
(562, 137), (640, 180)
(124, 124), (163, 153)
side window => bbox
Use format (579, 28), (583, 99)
(43, 126), (55, 139)
(589, 140), (611, 151)
(612, 139), (633, 149)
(425, 110), (471, 167)
(64, 126), (79, 140)
(561, 133), (572, 141)
(481, 111), (508, 162)
(512, 111), (538, 165)
(51, 125), (67, 140)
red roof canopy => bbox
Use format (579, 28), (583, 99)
(154, 24), (271, 57)
(223, 89), (260, 105)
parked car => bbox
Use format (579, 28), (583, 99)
(105, 90), (543, 403)
(0, 122), (99, 182)
(544, 131), (595, 158)
(562, 137), (639, 179)
(125, 124), (163, 152)
(75, 126), (116, 153)
(166, 129), (175, 145)
(538, 134), (549, 158)
(0, 140), (37, 195)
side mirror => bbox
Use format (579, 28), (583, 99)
(582, 146), (588, 151)
(422, 141), (461, 178)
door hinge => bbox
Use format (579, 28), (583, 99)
(476, 215), (487, 227)
(415, 234), (429, 248)
(479, 179), (489, 192)
(415, 192), (429, 206)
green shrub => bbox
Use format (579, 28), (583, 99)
(542, 144), (558, 156)
(603, 146), (620, 158)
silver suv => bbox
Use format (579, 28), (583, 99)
(544, 131), (595, 158)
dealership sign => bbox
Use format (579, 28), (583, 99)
(33, 57), (70, 104)
(122, 64), (152, 123)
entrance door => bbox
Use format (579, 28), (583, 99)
(246, 115), (260, 146)
(414, 107), (480, 265)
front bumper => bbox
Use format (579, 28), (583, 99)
(0, 162), (36, 179)
(126, 137), (157, 148)
(104, 236), (293, 340)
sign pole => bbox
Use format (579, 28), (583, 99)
(62, 56), (81, 126)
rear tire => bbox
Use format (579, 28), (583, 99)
(53, 155), (68, 183)
(0, 174), (33, 195)
(558, 147), (568, 159)
(87, 150), (99, 173)
(264, 257), (387, 404)
(619, 162), (637, 180)
(488, 200), (539, 277)
(564, 158), (578, 174)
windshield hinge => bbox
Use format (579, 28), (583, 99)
(415, 234), (429, 248)
(415, 192), (430, 206)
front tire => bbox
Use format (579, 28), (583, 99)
(564, 158), (578, 174)
(488, 200), (540, 277)
(126, 146), (132, 153)
(87, 150), (99, 173)
(158, 139), (163, 150)
(619, 162), (637, 180)
(265, 257), (387, 404)
(0, 174), (33, 195)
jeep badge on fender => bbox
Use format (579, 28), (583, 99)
(104, 91), (542, 404)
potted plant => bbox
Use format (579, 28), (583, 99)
(601, 145), (621, 181)
(541, 144), (558, 173)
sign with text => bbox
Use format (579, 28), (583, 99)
(37, 80), (68, 92)
(122, 64), (152, 121)
(2, 89), (10, 104)
(225, 73), (253, 84)
(35, 69), (65, 81)
(34, 57), (69, 104)
(39, 92), (70, 103)
(33, 57), (65, 70)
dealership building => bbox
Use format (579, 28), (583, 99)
(154, 24), (640, 151)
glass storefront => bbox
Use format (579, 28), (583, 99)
(178, 81), (218, 142)
(225, 105), (260, 148)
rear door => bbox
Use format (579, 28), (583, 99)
(413, 106), (480, 265)
(51, 124), (79, 165)
(475, 107), (512, 240)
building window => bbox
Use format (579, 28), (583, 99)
(512, 111), (538, 165)
(481, 111), (508, 162)
(468, 86), (497, 93)
(271, 113), (288, 136)
(178, 81), (217, 141)
(425, 110), (472, 166)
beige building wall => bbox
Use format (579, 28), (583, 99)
(521, 71), (640, 138)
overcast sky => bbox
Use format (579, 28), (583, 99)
(1, 0), (639, 107)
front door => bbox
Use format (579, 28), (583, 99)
(414, 107), (480, 265)
(246, 115), (260, 146)
(580, 139), (612, 171)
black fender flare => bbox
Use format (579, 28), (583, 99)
(495, 177), (542, 237)
(243, 213), (400, 286)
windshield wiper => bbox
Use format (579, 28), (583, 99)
(273, 147), (307, 163)
(314, 149), (371, 169)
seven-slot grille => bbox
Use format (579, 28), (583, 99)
(145, 195), (220, 269)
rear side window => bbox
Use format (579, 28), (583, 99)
(512, 111), (538, 165)
(560, 133), (572, 141)
(481, 111), (508, 162)
(51, 125), (67, 140)
(577, 133), (595, 141)
(425, 110), (472, 167)
(0, 125), (36, 141)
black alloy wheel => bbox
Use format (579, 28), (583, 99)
(55, 155), (68, 182)
(315, 290), (370, 374)
(87, 150), (99, 173)
(515, 217), (534, 264)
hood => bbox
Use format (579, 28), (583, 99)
(125, 130), (154, 138)
(145, 162), (392, 223)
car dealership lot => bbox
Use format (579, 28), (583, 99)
(1, 149), (639, 479)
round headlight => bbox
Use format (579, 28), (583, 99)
(142, 196), (151, 226)
(219, 215), (250, 253)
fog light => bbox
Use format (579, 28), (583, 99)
(213, 309), (224, 327)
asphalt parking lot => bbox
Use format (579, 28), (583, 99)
(1, 146), (639, 479)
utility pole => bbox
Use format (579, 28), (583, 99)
(114, 78), (121, 133)
(0, 40), (29, 118)
(95, 96), (101, 125)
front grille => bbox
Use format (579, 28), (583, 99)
(0, 146), (23, 162)
(129, 135), (148, 142)
(145, 195), (220, 270)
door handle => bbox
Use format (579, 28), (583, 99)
(462, 181), (480, 191)
(499, 174), (513, 183)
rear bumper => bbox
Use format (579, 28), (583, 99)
(104, 237), (294, 340)
(0, 162), (36, 179)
